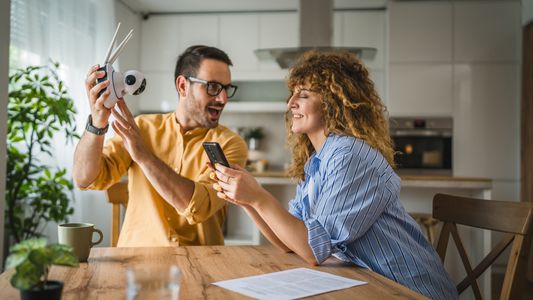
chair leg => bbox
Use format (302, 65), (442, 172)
(112, 203), (120, 247)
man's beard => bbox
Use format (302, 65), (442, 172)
(185, 93), (223, 128)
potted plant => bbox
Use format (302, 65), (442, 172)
(5, 62), (79, 248)
(244, 127), (265, 151)
(5, 238), (79, 300)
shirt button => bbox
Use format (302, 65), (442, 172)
(174, 167), (178, 172)
(170, 234), (178, 242)
(167, 217), (171, 221)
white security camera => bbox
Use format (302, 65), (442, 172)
(124, 70), (146, 95)
(96, 23), (146, 108)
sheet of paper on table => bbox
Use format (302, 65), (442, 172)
(212, 267), (367, 299)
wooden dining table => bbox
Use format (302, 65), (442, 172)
(0, 245), (427, 299)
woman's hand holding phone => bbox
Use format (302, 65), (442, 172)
(203, 141), (265, 207)
(210, 163), (264, 208)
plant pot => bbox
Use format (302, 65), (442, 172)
(20, 280), (64, 300)
(247, 137), (261, 151)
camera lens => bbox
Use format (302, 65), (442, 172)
(125, 75), (136, 85)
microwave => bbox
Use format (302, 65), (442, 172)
(390, 117), (452, 175)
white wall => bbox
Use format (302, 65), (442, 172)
(0, 0), (10, 269)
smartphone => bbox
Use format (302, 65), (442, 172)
(202, 142), (230, 168)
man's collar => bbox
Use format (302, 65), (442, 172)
(173, 112), (211, 136)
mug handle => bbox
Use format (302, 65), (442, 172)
(91, 228), (104, 246)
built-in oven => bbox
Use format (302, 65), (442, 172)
(390, 117), (452, 175)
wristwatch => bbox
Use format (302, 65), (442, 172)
(85, 115), (109, 135)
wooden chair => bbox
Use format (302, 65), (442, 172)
(104, 181), (128, 247)
(409, 212), (440, 245)
(432, 193), (533, 300)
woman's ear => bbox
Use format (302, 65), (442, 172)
(176, 75), (188, 98)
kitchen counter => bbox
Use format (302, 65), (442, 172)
(253, 171), (492, 190)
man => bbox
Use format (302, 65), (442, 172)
(73, 45), (248, 247)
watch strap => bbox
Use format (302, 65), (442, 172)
(85, 115), (109, 135)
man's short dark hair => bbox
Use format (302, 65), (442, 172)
(174, 45), (233, 82)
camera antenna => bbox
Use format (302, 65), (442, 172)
(108, 29), (134, 65)
(104, 22), (122, 64)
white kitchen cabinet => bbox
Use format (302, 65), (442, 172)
(388, 64), (453, 116)
(333, 11), (387, 102)
(225, 204), (261, 245)
(226, 179), (297, 246)
(333, 11), (343, 47)
(141, 16), (181, 72)
(338, 11), (386, 70)
(369, 69), (386, 104)
(178, 15), (219, 56)
(389, 1), (452, 63)
(258, 12), (297, 73)
(453, 63), (520, 180)
(258, 13), (297, 48)
(139, 11), (388, 81)
(141, 14), (219, 72)
(454, 1), (521, 63)
(219, 14), (260, 77)
(387, 1), (453, 116)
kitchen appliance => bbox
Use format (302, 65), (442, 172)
(254, 0), (376, 69)
(390, 117), (452, 175)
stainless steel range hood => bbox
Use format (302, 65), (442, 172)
(254, 0), (377, 69)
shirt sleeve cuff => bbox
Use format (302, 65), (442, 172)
(304, 218), (332, 264)
(178, 181), (208, 224)
(288, 199), (303, 220)
(77, 174), (109, 191)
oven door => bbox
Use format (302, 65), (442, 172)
(393, 133), (452, 174)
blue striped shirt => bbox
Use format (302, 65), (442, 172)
(288, 134), (457, 299)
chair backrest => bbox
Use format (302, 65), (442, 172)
(433, 193), (533, 300)
(104, 181), (128, 247)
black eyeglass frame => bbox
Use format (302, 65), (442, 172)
(187, 76), (238, 98)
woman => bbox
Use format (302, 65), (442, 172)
(211, 51), (457, 299)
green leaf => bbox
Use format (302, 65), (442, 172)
(27, 248), (51, 275)
(10, 238), (47, 252)
(6, 239), (80, 289)
(6, 63), (78, 246)
(10, 260), (41, 290)
(49, 244), (79, 267)
(5, 251), (29, 270)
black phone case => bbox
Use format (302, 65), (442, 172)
(202, 142), (230, 167)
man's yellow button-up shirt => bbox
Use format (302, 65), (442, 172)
(81, 112), (248, 247)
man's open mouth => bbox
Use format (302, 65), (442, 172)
(207, 106), (223, 120)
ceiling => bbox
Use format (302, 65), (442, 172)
(118, 0), (388, 14)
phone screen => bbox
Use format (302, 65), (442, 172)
(202, 142), (230, 168)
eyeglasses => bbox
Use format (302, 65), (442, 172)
(187, 76), (238, 98)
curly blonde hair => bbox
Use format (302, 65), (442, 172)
(285, 51), (395, 180)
